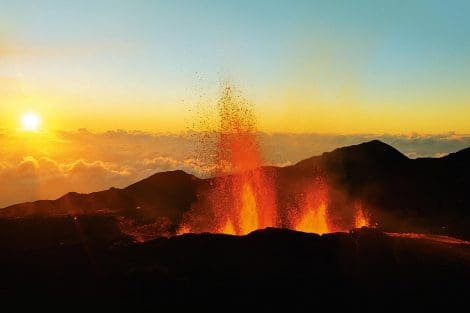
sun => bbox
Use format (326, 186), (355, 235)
(21, 112), (41, 131)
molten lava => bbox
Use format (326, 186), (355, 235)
(295, 202), (329, 234)
(179, 86), (358, 237)
(220, 218), (236, 235)
(176, 224), (191, 235)
(200, 86), (277, 235)
(239, 183), (258, 234)
(354, 204), (369, 228)
(293, 182), (331, 234)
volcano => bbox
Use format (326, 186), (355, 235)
(1, 140), (470, 308)
(2, 140), (470, 239)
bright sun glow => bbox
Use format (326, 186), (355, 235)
(21, 112), (41, 131)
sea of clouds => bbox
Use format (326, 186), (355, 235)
(0, 128), (469, 207)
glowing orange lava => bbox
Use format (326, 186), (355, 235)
(295, 202), (329, 234)
(239, 183), (258, 234)
(179, 86), (342, 237)
(205, 86), (277, 235)
(293, 182), (331, 234)
(177, 224), (191, 235)
(354, 204), (369, 228)
(220, 218), (236, 235)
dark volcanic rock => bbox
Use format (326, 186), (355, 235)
(0, 220), (468, 309)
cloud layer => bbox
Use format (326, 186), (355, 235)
(1, 129), (469, 207)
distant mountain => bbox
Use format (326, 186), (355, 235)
(0, 170), (200, 224)
(1, 140), (469, 238)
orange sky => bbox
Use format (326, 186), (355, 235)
(2, 84), (470, 135)
(2, 2), (470, 134)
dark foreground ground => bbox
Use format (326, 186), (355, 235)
(0, 216), (469, 310)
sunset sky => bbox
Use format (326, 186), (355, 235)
(1, 1), (470, 207)
(1, 0), (470, 133)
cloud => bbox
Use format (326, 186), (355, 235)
(258, 132), (470, 164)
(0, 156), (132, 207)
(0, 129), (469, 207)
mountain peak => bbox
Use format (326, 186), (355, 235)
(125, 170), (196, 191)
(443, 146), (470, 162)
(295, 140), (408, 170)
(325, 140), (407, 162)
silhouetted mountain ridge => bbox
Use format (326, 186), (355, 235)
(443, 146), (470, 162)
(1, 140), (469, 238)
(297, 139), (408, 167)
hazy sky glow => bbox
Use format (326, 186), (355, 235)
(1, 0), (470, 133)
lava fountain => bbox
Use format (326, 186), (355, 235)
(180, 86), (278, 235)
(295, 203), (329, 234)
(294, 181), (331, 234)
(212, 87), (277, 235)
(239, 183), (258, 234)
(177, 86), (365, 236)
(354, 203), (370, 228)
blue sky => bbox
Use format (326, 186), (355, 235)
(1, 0), (470, 132)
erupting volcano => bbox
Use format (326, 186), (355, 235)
(179, 87), (369, 236)
(3, 2), (470, 308)
(180, 87), (278, 235)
